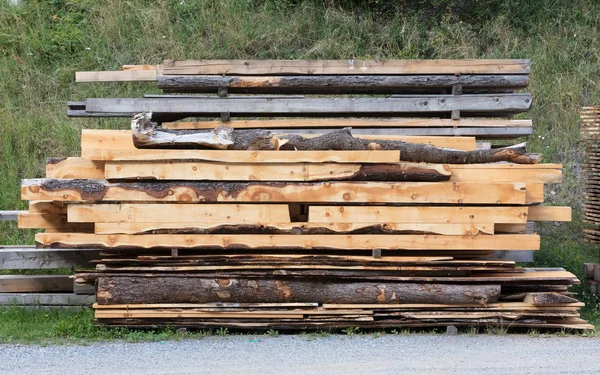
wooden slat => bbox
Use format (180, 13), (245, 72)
(46, 158), (105, 179)
(93, 303), (320, 309)
(0, 293), (94, 306)
(0, 211), (23, 221)
(449, 167), (562, 183)
(22, 180), (528, 204)
(163, 118), (533, 130)
(93, 222), (494, 235)
(68, 204), (292, 224)
(17, 212), (94, 231)
(28, 201), (67, 215)
(161, 59), (531, 75)
(83, 95), (533, 116)
(0, 246), (99, 269)
(104, 161), (451, 181)
(35, 233), (540, 251)
(76, 70), (157, 82)
(0, 275), (73, 293)
(528, 206), (572, 221)
(308, 206), (529, 224)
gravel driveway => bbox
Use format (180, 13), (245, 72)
(3, 334), (600, 375)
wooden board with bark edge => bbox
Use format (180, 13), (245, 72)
(163, 118), (532, 130)
(103, 161), (451, 182)
(68, 204), (291, 224)
(83, 128), (477, 152)
(35, 233), (541, 251)
(93, 222), (494, 235)
(161, 59), (531, 75)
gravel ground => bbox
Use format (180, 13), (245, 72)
(2, 334), (600, 375)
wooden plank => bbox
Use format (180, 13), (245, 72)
(161, 59), (531, 75)
(35, 233), (541, 251)
(22, 180), (528, 204)
(0, 275), (73, 293)
(322, 302), (584, 309)
(158, 74), (529, 94)
(308, 206), (529, 224)
(76, 70), (157, 82)
(163, 118), (533, 130)
(0, 246), (99, 269)
(68, 204), (292, 224)
(28, 201), (67, 215)
(93, 222), (494, 236)
(526, 183), (544, 203)
(17, 212), (94, 231)
(528, 206), (572, 221)
(449, 168), (562, 183)
(0, 211), (23, 221)
(83, 95), (533, 116)
(0, 293), (94, 306)
(103, 161), (451, 181)
(93, 303), (320, 309)
(46, 157), (105, 179)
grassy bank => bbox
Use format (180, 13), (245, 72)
(1, 0), (600, 337)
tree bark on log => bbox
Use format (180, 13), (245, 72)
(131, 115), (538, 164)
(95, 276), (501, 305)
(157, 74), (529, 94)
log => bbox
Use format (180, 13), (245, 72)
(132, 120), (537, 164)
(95, 276), (501, 305)
(157, 74), (529, 94)
(161, 59), (530, 75)
(21, 179), (528, 204)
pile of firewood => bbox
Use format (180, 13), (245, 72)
(17, 59), (592, 330)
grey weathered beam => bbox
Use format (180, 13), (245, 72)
(0, 211), (24, 221)
(0, 246), (100, 269)
(0, 293), (94, 306)
(82, 95), (532, 117)
(157, 75), (529, 94)
(0, 275), (74, 293)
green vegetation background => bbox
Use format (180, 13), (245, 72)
(0, 0), (599, 340)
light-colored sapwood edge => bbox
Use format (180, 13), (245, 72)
(21, 180), (528, 205)
(308, 206), (529, 224)
(527, 206), (572, 221)
(93, 222), (494, 235)
(35, 233), (541, 250)
(75, 70), (157, 82)
(163, 118), (533, 130)
(161, 59), (531, 75)
(68, 204), (292, 224)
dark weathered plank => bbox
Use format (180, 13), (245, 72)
(0, 246), (99, 269)
(0, 293), (94, 306)
(78, 95), (532, 118)
(0, 275), (73, 293)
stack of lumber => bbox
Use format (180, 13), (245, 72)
(582, 106), (600, 243)
(16, 59), (591, 330)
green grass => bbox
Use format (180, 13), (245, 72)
(0, 0), (600, 340)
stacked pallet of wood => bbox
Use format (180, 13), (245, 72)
(582, 106), (600, 243)
(17, 59), (591, 330)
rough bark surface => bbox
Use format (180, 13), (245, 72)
(96, 276), (501, 305)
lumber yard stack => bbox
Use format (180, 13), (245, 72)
(15, 59), (592, 330)
(582, 106), (600, 244)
